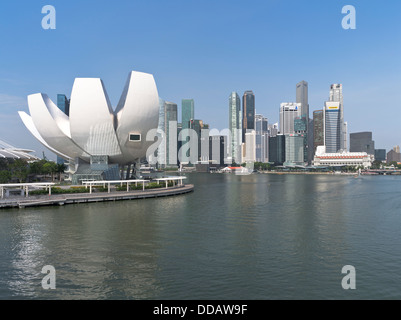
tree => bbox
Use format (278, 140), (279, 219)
(10, 159), (28, 183)
(0, 170), (11, 183)
(42, 161), (58, 181)
(56, 163), (66, 182)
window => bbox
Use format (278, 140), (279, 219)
(129, 133), (141, 141)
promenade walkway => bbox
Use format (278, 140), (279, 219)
(0, 184), (194, 209)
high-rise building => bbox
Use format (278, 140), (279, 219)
(329, 84), (346, 150)
(56, 94), (70, 165)
(165, 101), (178, 167)
(243, 130), (256, 162)
(242, 91), (255, 143)
(255, 114), (268, 163)
(374, 149), (386, 162)
(313, 110), (324, 155)
(57, 94), (70, 116)
(268, 135), (285, 165)
(228, 92), (242, 164)
(296, 81), (309, 120)
(268, 123), (278, 137)
(181, 99), (194, 130)
(394, 145), (400, 153)
(284, 134), (305, 166)
(279, 103), (301, 135)
(294, 116), (308, 162)
(324, 101), (341, 153)
(156, 98), (167, 167)
(189, 119), (206, 162)
(387, 149), (401, 164)
(350, 132), (375, 155)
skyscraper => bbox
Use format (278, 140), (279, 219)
(294, 116), (308, 162)
(329, 84), (346, 150)
(156, 98), (167, 167)
(279, 103), (301, 135)
(56, 94), (70, 165)
(255, 114), (268, 163)
(242, 91), (255, 143)
(284, 134), (305, 166)
(324, 101), (341, 153)
(181, 99), (194, 130)
(268, 135), (285, 166)
(313, 110), (324, 155)
(296, 81), (309, 119)
(165, 101), (178, 167)
(296, 81), (311, 163)
(228, 92), (242, 164)
(57, 94), (70, 116)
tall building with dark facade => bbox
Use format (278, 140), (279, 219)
(56, 94), (70, 164)
(374, 149), (386, 162)
(242, 91), (255, 143)
(313, 110), (324, 155)
(57, 94), (70, 116)
(349, 132), (375, 155)
(268, 134), (285, 165)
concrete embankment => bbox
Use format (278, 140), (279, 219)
(0, 184), (194, 209)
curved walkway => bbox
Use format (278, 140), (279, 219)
(0, 184), (194, 209)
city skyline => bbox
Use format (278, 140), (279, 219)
(1, 0), (401, 159)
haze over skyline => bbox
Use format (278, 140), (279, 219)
(1, 0), (401, 159)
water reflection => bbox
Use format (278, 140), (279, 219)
(1, 174), (401, 299)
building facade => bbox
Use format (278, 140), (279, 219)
(329, 84), (347, 150)
(255, 114), (268, 163)
(349, 132), (375, 155)
(279, 103), (301, 135)
(387, 149), (401, 164)
(313, 146), (373, 168)
(296, 80), (309, 120)
(228, 91), (242, 164)
(243, 130), (256, 162)
(324, 101), (341, 153)
(284, 134), (305, 166)
(268, 134), (285, 166)
(165, 101), (178, 167)
(181, 99), (194, 130)
(374, 149), (386, 162)
(313, 110), (324, 156)
(57, 94), (70, 116)
(242, 91), (255, 143)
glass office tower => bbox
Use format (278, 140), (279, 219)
(242, 91), (255, 143)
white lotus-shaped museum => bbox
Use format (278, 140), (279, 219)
(18, 71), (159, 167)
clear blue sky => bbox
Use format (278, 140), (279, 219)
(1, 0), (400, 159)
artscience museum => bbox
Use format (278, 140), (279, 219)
(19, 70), (160, 183)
